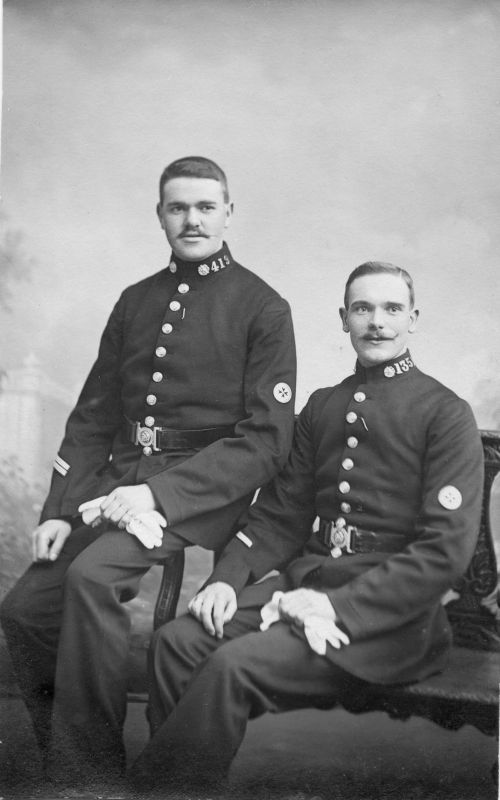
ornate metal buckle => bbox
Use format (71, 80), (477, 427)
(134, 424), (161, 451)
(328, 522), (354, 557)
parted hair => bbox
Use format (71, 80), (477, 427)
(159, 156), (230, 204)
(344, 261), (415, 309)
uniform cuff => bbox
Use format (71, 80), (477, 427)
(203, 551), (251, 596)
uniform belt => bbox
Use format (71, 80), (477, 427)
(318, 518), (411, 556)
(126, 419), (236, 451)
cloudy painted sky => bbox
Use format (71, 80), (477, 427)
(1, 0), (499, 427)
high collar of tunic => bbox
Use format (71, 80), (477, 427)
(166, 241), (234, 281)
(354, 350), (415, 384)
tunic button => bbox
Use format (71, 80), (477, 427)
(162, 323), (173, 334)
(152, 372), (163, 383)
(169, 261), (177, 273)
(146, 394), (157, 406)
(335, 517), (346, 528)
(342, 458), (354, 470)
(145, 416), (155, 427)
(346, 412), (357, 424)
(169, 300), (181, 312)
(340, 502), (352, 514)
(156, 346), (167, 358)
(354, 391), (366, 403)
(347, 436), (358, 448)
(339, 481), (350, 494)
(143, 446), (153, 456)
(178, 283), (190, 294)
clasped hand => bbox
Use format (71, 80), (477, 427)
(78, 485), (166, 549)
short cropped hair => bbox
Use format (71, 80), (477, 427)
(158, 156), (230, 204)
(343, 261), (415, 309)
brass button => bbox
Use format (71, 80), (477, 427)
(335, 517), (346, 528)
(152, 372), (163, 383)
(178, 283), (190, 294)
(169, 300), (181, 312)
(143, 446), (153, 456)
(339, 481), (350, 494)
(146, 394), (157, 406)
(354, 391), (366, 403)
(342, 458), (354, 471)
(145, 416), (155, 427)
(346, 412), (357, 424)
(162, 323), (173, 334)
(347, 436), (358, 448)
(156, 346), (167, 358)
(340, 502), (351, 514)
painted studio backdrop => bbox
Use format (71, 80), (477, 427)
(1, 0), (499, 692)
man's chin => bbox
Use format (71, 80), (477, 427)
(357, 346), (396, 367)
(172, 239), (220, 262)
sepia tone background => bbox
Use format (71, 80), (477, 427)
(0, 1), (499, 797)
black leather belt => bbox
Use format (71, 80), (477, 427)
(126, 418), (236, 451)
(319, 518), (412, 556)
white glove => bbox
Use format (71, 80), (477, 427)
(78, 498), (167, 549)
(126, 511), (167, 549)
(79, 496), (107, 527)
(260, 591), (349, 656)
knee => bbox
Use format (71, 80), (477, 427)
(202, 638), (246, 681)
(63, 555), (101, 596)
(0, 582), (29, 630)
(151, 616), (200, 660)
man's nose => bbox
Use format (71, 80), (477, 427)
(368, 308), (385, 328)
(185, 207), (201, 227)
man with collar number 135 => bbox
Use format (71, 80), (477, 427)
(131, 261), (483, 796)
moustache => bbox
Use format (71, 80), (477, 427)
(179, 230), (209, 238)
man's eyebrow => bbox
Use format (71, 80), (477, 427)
(166, 199), (218, 207)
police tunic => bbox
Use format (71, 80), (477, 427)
(40, 243), (296, 548)
(208, 352), (484, 684)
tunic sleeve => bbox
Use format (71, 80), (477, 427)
(39, 298), (124, 521)
(206, 394), (320, 593)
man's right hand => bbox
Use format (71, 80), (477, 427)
(32, 519), (72, 562)
(188, 582), (237, 639)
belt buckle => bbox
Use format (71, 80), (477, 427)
(134, 423), (161, 451)
(328, 522), (354, 558)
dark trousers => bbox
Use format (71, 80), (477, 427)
(0, 522), (187, 786)
(130, 597), (367, 793)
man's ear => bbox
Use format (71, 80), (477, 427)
(156, 202), (165, 229)
(224, 202), (234, 229)
(339, 307), (349, 332)
(409, 308), (419, 333)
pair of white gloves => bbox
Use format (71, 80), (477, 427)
(260, 591), (350, 656)
(78, 497), (167, 549)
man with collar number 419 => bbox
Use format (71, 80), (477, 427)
(0, 156), (296, 791)
(131, 261), (483, 796)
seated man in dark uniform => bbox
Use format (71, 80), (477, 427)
(131, 261), (484, 796)
(0, 156), (296, 791)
